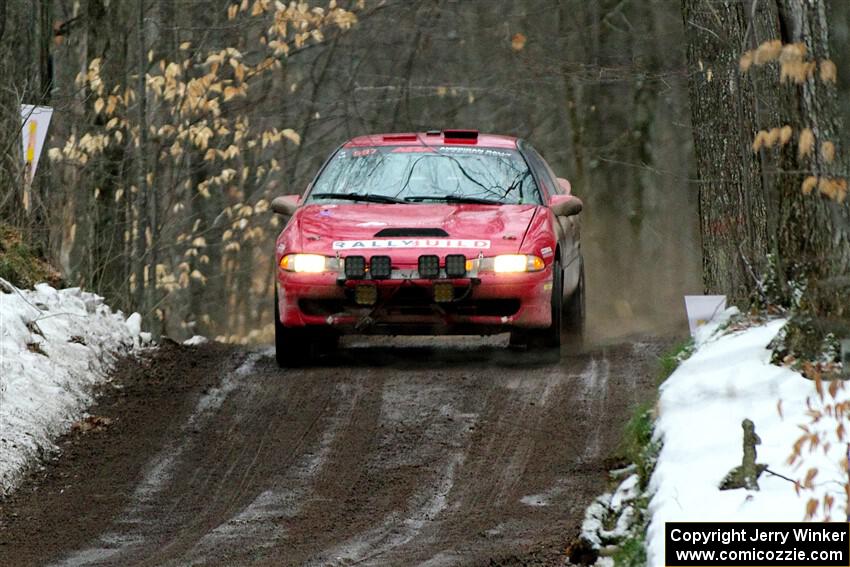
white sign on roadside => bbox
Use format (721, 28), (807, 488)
(20, 104), (54, 211)
(684, 295), (727, 336)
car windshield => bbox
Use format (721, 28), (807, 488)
(307, 145), (541, 205)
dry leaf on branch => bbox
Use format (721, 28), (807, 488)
(779, 42), (806, 64)
(820, 59), (837, 83)
(803, 467), (818, 489)
(754, 39), (782, 65)
(817, 177), (848, 203)
(739, 51), (754, 72)
(820, 141), (835, 163)
(781, 60), (816, 84)
(752, 130), (769, 152)
(805, 498), (818, 520)
(511, 33), (527, 52)
(798, 128), (815, 158)
(765, 127), (781, 147)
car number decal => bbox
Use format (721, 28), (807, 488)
(332, 239), (490, 250)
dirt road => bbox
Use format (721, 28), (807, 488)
(0, 336), (667, 566)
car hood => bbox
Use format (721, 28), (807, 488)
(290, 203), (539, 261)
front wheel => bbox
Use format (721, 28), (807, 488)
(563, 259), (585, 346)
(274, 289), (311, 368)
(511, 261), (563, 351)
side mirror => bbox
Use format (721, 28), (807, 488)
(549, 194), (583, 217)
(556, 177), (572, 195)
(271, 195), (300, 216)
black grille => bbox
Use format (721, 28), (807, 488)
(298, 299), (346, 315)
(374, 227), (448, 237)
(383, 288), (520, 317)
(300, 293), (521, 319)
(453, 299), (520, 316)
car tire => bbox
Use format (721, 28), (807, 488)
(563, 258), (585, 345)
(274, 289), (311, 368)
(512, 260), (563, 351)
(314, 330), (340, 356)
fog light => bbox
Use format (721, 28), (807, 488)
(354, 284), (378, 305)
(370, 255), (392, 279)
(344, 255), (366, 279)
(445, 254), (466, 278)
(418, 255), (440, 278)
(434, 282), (454, 303)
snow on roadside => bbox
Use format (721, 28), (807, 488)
(646, 312), (846, 566)
(0, 282), (145, 496)
(580, 473), (641, 550)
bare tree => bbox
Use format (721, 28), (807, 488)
(0, 0), (6, 44)
(682, 0), (849, 356)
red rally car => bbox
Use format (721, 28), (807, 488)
(271, 130), (584, 366)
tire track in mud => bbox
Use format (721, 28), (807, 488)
(184, 380), (367, 565)
(130, 361), (379, 567)
(50, 349), (284, 566)
(0, 337), (669, 567)
(301, 377), (478, 566)
(382, 358), (596, 566)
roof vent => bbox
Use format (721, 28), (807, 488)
(382, 134), (418, 142)
(442, 129), (479, 144)
(443, 129), (479, 140)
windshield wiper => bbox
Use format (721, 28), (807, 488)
(405, 194), (504, 205)
(310, 192), (406, 204)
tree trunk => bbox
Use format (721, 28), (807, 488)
(135, 0), (157, 333)
(773, 0), (850, 345)
(0, 0), (6, 44)
(558, 0), (588, 195)
(681, 0), (771, 303)
(683, 0), (850, 353)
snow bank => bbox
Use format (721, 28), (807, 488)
(0, 282), (143, 495)
(580, 473), (642, 551)
(647, 316), (846, 566)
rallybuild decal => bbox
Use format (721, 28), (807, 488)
(332, 239), (491, 250)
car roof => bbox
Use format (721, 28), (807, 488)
(342, 130), (519, 150)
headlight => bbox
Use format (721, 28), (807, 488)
(492, 254), (545, 273)
(280, 253), (330, 273)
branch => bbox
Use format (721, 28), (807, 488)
(0, 277), (43, 313)
(738, 244), (769, 305)
(765, 467), (797, 485)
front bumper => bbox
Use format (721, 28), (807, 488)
(276, 266), (553, 333)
